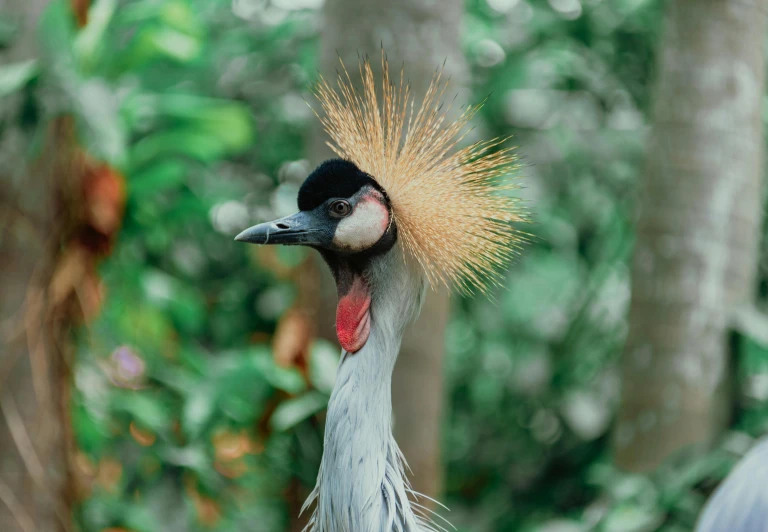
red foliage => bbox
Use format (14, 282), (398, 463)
(79, 162), (126, 256)
(71, 0), (90, 27)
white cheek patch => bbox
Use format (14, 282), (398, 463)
(332, 196), (389, 251)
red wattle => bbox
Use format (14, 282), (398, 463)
(336, 276), (371, 353)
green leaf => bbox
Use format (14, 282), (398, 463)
(188, 105), (254, 153)
(309, 340), (339, 395)
(117, 0), (165, 24)
(503, 249), (582, 333)
(129, 129), (227, 170)
(114, 393), (172, 433)
(0, 59), (39, 97)
(74, 79), (127, 165)
(531, 519), (586, 532)
(160, 444), (215, 484)
(270, 392), (328, 432)
(275, 246), (308, 269)
(121, 26), (201, 68)
(160, 1), (203, 37)
(253, 351), (306, 394)
(116, 306), (174, 352)
(0, 16), (17, 47)
(74, 0), (119, 72)
(38, 0), (76, 68)
(153, 94), (255, 152)
(143, 27), (202, 62)
(153, 366), (199, 395)
(122, 502), (168, 532)
(168, 285), (206, 335)
(600, 503), (664, 532)
(73, 401), (110, 456)
(125, 94), (254, 170)
(129, 160), (187, 198)
(182, 385), (216, 439)
(733, 306), (768, 375)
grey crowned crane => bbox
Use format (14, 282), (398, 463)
(236, 55), (526, 532)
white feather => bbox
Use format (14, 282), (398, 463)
(301, 247), (441, 532)
(333, 195), (389, 252)
(695, 437), (768, 532)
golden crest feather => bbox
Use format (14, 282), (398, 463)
(311, 53), (527, 293)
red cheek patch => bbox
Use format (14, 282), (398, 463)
(336, 275), (371, 353)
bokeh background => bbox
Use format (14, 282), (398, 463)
(1, 0), (767, 531)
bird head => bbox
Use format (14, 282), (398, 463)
(236, 159), (397, 353)
(236, 54), (527, 354)
(235, 159), (396, 257)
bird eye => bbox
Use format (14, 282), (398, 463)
(329, 200), (352, 218)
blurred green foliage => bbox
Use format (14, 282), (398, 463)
(2, 0), (768, 530)
(5, 0), (326, 529)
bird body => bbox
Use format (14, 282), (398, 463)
(236, 53), (525, 531)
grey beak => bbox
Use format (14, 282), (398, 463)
(234, 211), (328, 246)
(234, 222), (277, 244)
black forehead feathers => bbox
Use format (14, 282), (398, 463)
(297, 159), (386, 211)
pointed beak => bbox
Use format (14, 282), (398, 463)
(234, 211), (328, 246)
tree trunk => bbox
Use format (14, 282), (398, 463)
(311, 0), (467, 501)
(0, 1), (78, 530)
(614, 0), (768, 472)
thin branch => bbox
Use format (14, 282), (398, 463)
(25, 295), (53, 439)
(0, 345), (23, 396)
(0, 393), (46, 486)
(0, 478), (36, 532)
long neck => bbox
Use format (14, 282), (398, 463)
(303, 250), (433, 532)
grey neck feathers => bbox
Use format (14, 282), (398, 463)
(302, 248), (438, 532)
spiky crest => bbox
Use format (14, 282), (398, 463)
(311, 51), (526, 292)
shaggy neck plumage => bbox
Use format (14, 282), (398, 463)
(302, 248), (434, 532)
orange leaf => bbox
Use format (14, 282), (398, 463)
(71, 0), (90, 27)
(212, 429), (248, 461)
(272, 308), (312, 373)
(129, 422), (156, 447)
(83, 164), (126, 237)
(214, 458), (248, 479)
(96, 457), (122, 492)
(49, 246), (88, 307)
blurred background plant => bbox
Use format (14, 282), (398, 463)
(0, 0), (767, 531)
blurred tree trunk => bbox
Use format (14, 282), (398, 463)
(614, 0), (768, 471)
(0, 1), (82, 530)
(304, 0), (467, 515)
